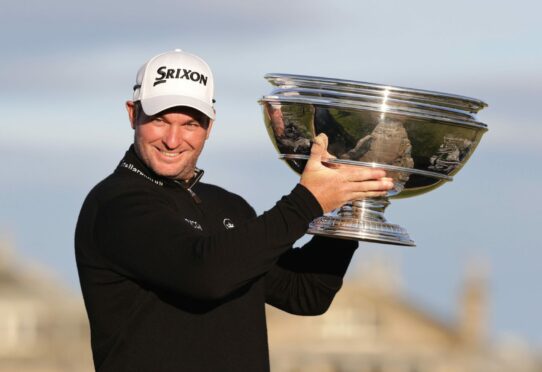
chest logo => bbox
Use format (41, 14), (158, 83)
(184, 218), (203, 231)
(223, 218), (235, 229)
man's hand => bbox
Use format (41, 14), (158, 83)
(300, 134), (394, 213)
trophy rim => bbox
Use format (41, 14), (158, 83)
(267, 86), (478, 122)
(260, 95), (488, 131)
(264, 73), (488, 113)
(279, 154), (453, 181)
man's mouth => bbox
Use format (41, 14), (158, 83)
(155, 147), (182, 158)
(160, 150), (180, 158)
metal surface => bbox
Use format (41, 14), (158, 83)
(280, 154), (453, 181)
(259, 74), (488, 246)
(265, 73), (488, 114)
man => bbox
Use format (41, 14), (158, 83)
(75, 49), (393, 371)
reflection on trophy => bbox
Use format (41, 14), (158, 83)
(259, 74), (488, 246)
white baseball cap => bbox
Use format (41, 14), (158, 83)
(133, 49), (215, 120)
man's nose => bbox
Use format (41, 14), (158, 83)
(163, 125), (182, 149)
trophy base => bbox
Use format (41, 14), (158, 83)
(307, 199), (415, 247)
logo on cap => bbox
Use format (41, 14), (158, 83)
(154, 66), (209, 87)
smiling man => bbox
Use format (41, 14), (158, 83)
(126, 104), (212, 181)
(75, 49), (393, 372)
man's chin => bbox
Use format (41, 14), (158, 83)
(156, 170), (180, 180)
(154, 166), (192, 181)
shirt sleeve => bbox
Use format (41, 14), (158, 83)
(94, 184), (323, 301)
(264, 236), (358, 315)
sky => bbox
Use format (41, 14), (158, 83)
(1, 0), (541, 349)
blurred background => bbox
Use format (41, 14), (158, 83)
(1, 0), (541, 371)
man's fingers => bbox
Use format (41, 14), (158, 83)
(301, 146), (400, 212)
(340, 167), (387, 182)
(346, 179), (394, 193)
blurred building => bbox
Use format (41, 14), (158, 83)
(1, 239), (541, 372)
(0, 241), (93, 372)
(267, 256), (542, 372)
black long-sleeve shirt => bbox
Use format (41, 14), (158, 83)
(75, 146), (357, 371)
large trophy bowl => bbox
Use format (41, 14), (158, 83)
(259, 74), (488, 246)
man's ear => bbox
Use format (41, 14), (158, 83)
(205, 119), (214, 140)
(126, 101), (136, 129)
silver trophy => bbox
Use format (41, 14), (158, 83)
(259, 74), (488, 246)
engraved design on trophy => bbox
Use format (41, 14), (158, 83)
(260, 74), (488, 246)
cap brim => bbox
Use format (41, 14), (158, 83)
(140, 95), (215, 120)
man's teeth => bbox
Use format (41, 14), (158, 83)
(160, 151), (180, 157)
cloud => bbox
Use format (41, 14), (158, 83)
(1, 0), (325, 55)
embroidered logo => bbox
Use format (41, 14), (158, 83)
(184, 218), (203, 231)
(154, 66), (209, 87)
(223, 218), (235, 229)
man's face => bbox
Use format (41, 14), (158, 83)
(126, 102), (213, 181)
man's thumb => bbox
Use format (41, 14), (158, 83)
(306, 133), (328, 168)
